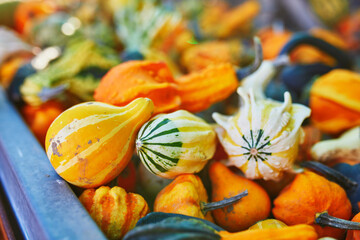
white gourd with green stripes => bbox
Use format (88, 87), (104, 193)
(136, 110), (216, 179)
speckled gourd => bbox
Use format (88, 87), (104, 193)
(45, 98), (154, 188)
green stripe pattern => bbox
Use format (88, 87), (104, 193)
(137, 116), (182, 175)
(136, 110), (216, 177)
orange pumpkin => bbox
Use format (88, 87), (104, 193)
(175, 63), (238, 113)
(94, 61), (181, 114)
(209, 162), (271, 231)
(21, 100), (65, 147)
(273, 171), (353, 239)
(79, 186), (149, 240)
(45, 98), (154, 188)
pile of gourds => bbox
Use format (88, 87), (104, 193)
(1, 0), (360, 239)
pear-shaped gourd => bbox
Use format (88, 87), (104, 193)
(45, 98), (154, 188)
(209, 162), (271, 231)
(136, 110), (216, 178)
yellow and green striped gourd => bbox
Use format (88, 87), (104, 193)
(136, 110), (216, 179)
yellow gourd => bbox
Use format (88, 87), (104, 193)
(45, 98), (154, 188)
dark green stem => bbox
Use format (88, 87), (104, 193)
(200, 190), (248, 215)
(315, 211), (360, 230)
(300, 161), (358, 190)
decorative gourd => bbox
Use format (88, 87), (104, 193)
(124, 212), (223, 240)
(218, 224), (318, 240)
(346, 212), (360, 240)
(175, 37), (263, 113)
(213, 86), (311, 180)
(14, 1), (55, 34)
(79, 186), (149, 240)
(257, 27), (292, 60)
(45, 98), (154, 188)
(175, 63), (238, 113)
(278, 34), (353, 101)
(310, 70), (360, 134)
(301, 161), (360, 214)
(180, 40), (242, 73)
(311, 126), (360, 162)
(135, 110), (216, 179)
(248, 219), (287, 230)
(94, 61), (181, 114)
(290, 28), (348, 66)
(273, 171), (355, 239)
(123, 212), (318, 240)
(214, 0), (260, 38)
(21, 100), (65, 147)
(209, 162), (271, 231)
(154, 174), (247, 222)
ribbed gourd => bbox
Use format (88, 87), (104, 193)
(213, 87), (311, 180)
(135, 110), (216, 178)
(45, 98), (154, 188)
(79, 186), (149, 240)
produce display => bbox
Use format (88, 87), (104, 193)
(0, 0), (359, 239)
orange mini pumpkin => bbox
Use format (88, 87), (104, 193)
(273, 171), (353, 239)
(94, 61), (181, 114)
(79, 186), (149, 240)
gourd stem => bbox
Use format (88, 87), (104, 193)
(300, 161), (358, 190)
(236, 37), (263, 80)
(315, 211), (360, 230)
(201, 190), (248, 215)
(272, 54), (290, 68)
